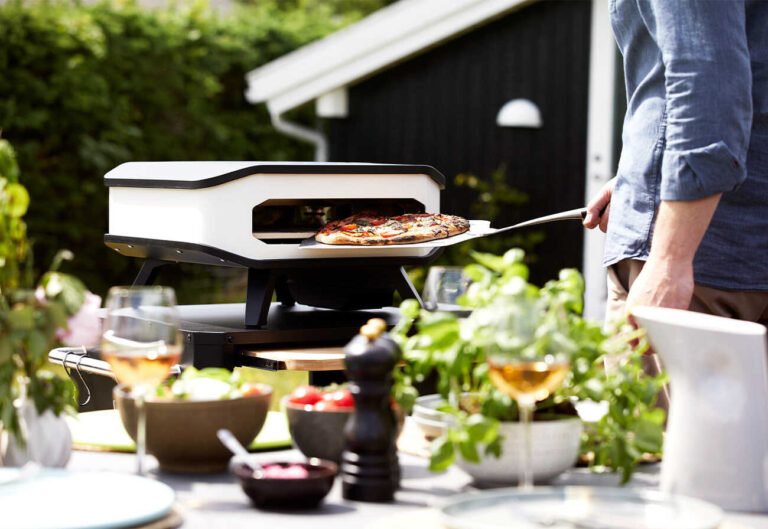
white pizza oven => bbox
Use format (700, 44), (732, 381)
(104, 162), (448, 327)
(105, 161), (445, 263)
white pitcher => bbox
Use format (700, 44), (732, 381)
(631, 306), (768, 512)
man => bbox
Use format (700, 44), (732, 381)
(583, 0), (768, 326)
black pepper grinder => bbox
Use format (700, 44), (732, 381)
(341, 318), (400, 502)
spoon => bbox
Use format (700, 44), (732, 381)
(216, 428), (264, 473)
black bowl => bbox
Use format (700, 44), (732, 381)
(232, 459), (338, 509)
(283, 397), (352, 464)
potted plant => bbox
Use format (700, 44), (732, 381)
(391, 249), (666, 484)
(0, 136), (95, 467)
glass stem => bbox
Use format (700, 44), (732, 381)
(518, 399), (534, 490)
(135, 388), (147, 476)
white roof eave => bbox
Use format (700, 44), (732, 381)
(246, 0), (535, 116)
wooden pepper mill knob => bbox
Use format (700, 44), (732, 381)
(341, 317), (400, 502)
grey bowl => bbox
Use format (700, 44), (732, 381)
(283, 397), (351, 464)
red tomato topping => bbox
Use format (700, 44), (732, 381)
(380, 231), (402, 238)
(288, 385), (323, 405)
(369, 219), (386, 226)
(322, 389), (355, 409)
(341, 223), (357, 231)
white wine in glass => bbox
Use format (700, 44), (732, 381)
(101, 286), (181, 475)
(487, 355), (570, 489)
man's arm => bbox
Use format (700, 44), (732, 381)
(627, 1), (752, 312)
(626, 196), (720, 311)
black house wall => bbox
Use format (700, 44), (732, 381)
(325, 0), (593, 285)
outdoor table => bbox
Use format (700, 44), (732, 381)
(66, 422), (768, 529)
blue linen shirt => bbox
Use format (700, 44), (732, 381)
(606, 0), (768, 290)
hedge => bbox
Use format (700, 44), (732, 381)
(0, 1), (382, 298)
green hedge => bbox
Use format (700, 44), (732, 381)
(0, 1), (375, 298)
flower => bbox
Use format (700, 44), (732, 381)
(56, 291), (102, 348)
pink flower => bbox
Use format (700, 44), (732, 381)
(56, 292), (102, 348)
(34, 286), (47, 305)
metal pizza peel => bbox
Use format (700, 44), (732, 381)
(297, 207), (587, 250)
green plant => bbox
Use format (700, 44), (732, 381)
(0, 137), (88, 444)
(391, 249), (666, 484)
(0, 1), (362, 299)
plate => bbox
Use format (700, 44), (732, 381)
(440, 487), (723, 529)
(0, 469), (175, 529)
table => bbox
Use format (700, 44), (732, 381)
(66, 423), (768, 529)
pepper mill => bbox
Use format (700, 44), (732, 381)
(341, 318), (400, 502)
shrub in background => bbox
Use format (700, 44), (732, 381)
(0, 1), (382, 299)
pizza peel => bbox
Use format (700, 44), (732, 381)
(297, 207), (588, 250)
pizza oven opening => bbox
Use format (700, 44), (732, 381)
(252, 198), (426, 244)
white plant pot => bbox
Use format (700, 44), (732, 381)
(0, 400), (72, 468)
(455, 418), (583, 485)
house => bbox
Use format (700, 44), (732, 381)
(245, 0), (621, 319)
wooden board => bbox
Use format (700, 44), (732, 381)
(241, 346), (346, 371)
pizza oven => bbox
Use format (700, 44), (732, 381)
(104, 162), (449, 327)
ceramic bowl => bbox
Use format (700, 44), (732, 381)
(114, 384), (272, 473)
(455, 417), (583, 485)
(232, 459), (337, 509)
(283, 398), (351, 464)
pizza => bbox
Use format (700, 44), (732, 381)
(315, 212), (470, 245)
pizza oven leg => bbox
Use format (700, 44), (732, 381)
(245, 268), (276, 328)
(132, 258), (168, 287)
(274, 275), (295, 307)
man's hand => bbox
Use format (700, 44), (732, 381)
(625, 195), (721, 314)
(626, 255), (694, 312)
(583, 177), (615, 233)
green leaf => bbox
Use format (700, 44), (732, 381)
(27, 329), (49, 361)
(399, 298), (420, 320)
(469, 251), (506, 272)
(429, 435), (455, 472)
(633, 417), (664, 454)
(4, 183), (30, 218)
(458, 438), (480, 463)
(8, 306), (35, 330)
(462, 264), (492, 283)
(465, 413), (499, 445)
(502, 248), (525, 265)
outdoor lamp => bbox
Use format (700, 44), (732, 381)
(496, 98), (542, 128)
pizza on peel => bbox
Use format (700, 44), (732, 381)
(315, 212), (470, 246)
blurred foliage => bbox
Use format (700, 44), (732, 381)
(0, 136), (87, 444)
(407, 166), (545, 294)
(0, 0), (379, 300)
(393, 249), (666, 483)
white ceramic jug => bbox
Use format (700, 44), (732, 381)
(632, 306), (768, 512)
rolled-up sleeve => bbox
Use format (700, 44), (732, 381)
(645, 0), (752, 201)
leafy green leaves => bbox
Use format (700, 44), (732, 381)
(392, 250), (666, 483)
(0, 138), (88, 445)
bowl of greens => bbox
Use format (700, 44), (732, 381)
(115, 367), (272, 473)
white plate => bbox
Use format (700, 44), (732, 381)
(440, 486), (723, 529)
(0, 469), (175, 529)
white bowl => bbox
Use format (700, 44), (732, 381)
(455, 418), (583, 485)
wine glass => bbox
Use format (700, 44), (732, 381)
(422, 266), (471, 311)
(487, 352), (570, 489)
(101, 286), (181, 475)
